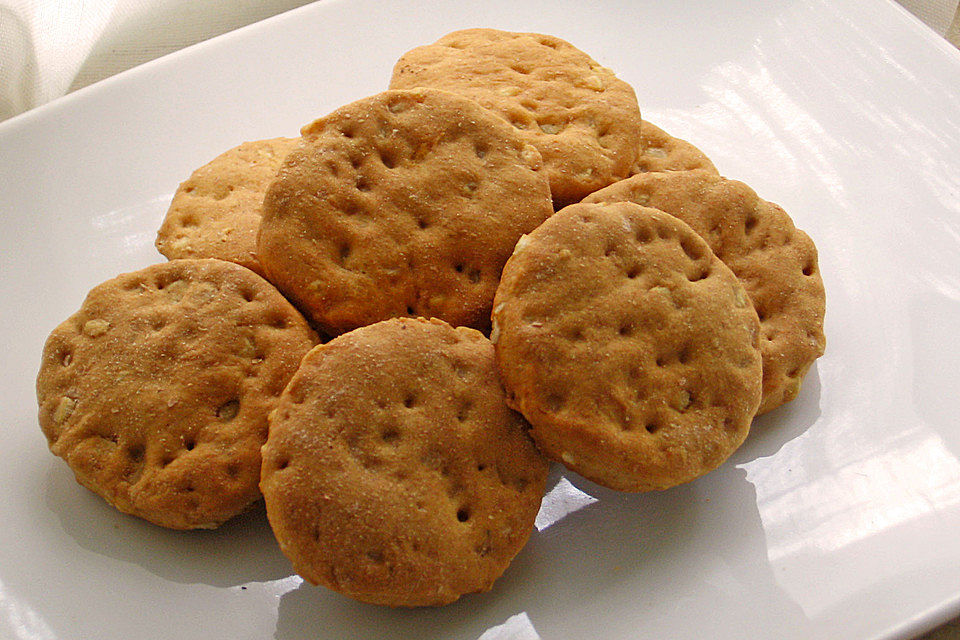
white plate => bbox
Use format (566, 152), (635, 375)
(3, 0), (960, 638)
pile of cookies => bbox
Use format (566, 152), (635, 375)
(36, 28), (825, 607)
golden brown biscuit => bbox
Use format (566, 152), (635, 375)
(390, 28), (642, 207)
(260, 317), (548, 606)
(156, 137), (299, 276)
(634, 120), (718, 175)
(257, 88), (553, 335)
(492, 202), (762, 491)
(36, 259), (317, 529)
(584, 170), (825, 413)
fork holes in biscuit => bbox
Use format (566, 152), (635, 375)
(217, 400), (240, 421)
(636, 227), (653, 243)
(546, 393), (565, 412)
(356, 176), (370, 192)
(645, 421), (660, 434)
(803, 261), (816, 276)
(126, 444), (144, 463)
(379, 148), (398, 169)
(381, 427), (401, 444)
(184, 438), (196, 451)
(403, 393), (417, 409)
(456, 507), (471, 522)
(745, 216), (758, 234)
(681, 239), (703, 261)
(627, 265), (642, 279)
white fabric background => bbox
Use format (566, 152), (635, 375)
(0, 0), (314, 120)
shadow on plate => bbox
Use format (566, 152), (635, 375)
(42, 464), (291, 587)
(273, 462), (810, 639)
(732, 364), (822, 465)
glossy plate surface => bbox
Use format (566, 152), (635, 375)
(2, 1), (959, 638)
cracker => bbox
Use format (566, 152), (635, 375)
(584, 170), (825, 413)
(36, 259), (317, 529)
(260, 317), (548, 606)
(156, 138), (300, 276)
(492, 202), (762, 491)
(257, 88), (553, 335)
(390, 28), (642, 207)
(634, 120), (718, 175)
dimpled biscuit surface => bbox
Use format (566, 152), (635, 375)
(257, 88), (553, 335)
(260, 317), (548, 606)
(492, 202), (762, 491)
(390, 28), (642, 207)
(36, 259), (317, 529)
(156, 138), (299, 276)
(633, 120), (718, 175)
(585, 170), (825, 413)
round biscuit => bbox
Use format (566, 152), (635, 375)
(36, 259), (317, 529)
(156, 137), (300, 276)
(584, 170), (826, 413)
(260, 317), (548, 607)
(634, 120), (718, 175)
(390, 28), (642, 207)
(257, 88), (553, 335)
(492, 202), (762, 491)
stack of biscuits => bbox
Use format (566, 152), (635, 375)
(37, 28), (825, 607)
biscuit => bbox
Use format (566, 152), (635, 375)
(260, 317), (548, 606)
(257, 88), (553, 335)
(492, 202), (762, 491)
(390, 28), (642, 207)
(36, 259), (317, 529)
(156, 138), (300, 276)
(584, 170), (825, 413)
(634, 120), (718, 175)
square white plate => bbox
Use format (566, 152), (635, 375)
(2, 1), (960, 638)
